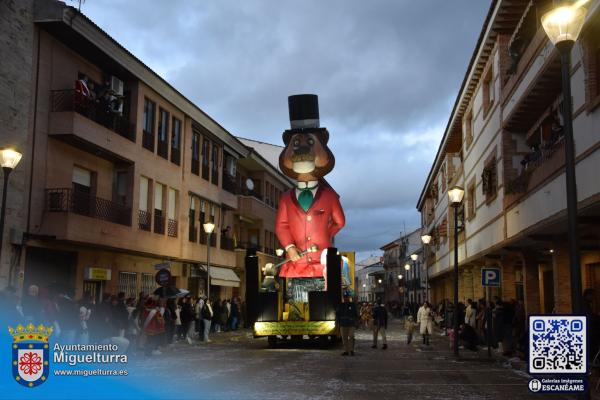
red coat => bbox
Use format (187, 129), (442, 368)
(275, 185), (345, 278)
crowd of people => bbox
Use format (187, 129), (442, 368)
(2, 283), (246, 357)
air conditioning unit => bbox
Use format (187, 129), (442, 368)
(109, 75), (124, 96)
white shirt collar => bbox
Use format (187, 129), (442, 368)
(295, 180), (318, 199)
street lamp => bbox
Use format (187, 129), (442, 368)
(203, 222), (215, 301)
(448, 185), (464, 357)
(541, 2), (587, 315)
(421, 234), (432, 302)
(0, 149), (23, 266)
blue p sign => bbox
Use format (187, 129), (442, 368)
(481, 268), (500, 287)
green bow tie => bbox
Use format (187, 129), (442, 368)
(298, 189), (314, 212)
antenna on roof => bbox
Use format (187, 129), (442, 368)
(70, 0), (86, 12)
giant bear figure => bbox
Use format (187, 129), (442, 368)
(275, 94), (346, 279)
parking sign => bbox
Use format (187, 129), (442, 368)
(481, 267), (500, 287)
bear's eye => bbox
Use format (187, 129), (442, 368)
(293, 139), (300, 147)
(307, 138), (315, 146)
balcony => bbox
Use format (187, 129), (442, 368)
(220, 236), (235, 251)
(45, 188), (131, 226)
(51, 90), (135, 142)
(154, 212), (165, 235)
(238, 195), (274, 224)
(138, 210), (151, 231)
(168, 219), (178, 237)
(222, 174), (238, 195)
(505, 135), (565, 208)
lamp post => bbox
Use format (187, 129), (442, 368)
(404, 263), (411, 309)
(0, 149), (23, 266)
(421, 234), (432, 302)
(410, 253), (419, 302)
(448, 185), (465, 357)
(203, 222), (215, 301)
(541, 2), (587, 315)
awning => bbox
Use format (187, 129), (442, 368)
(207, 266), (240, 287)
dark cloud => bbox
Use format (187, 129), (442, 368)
(82, 0), (490, 260)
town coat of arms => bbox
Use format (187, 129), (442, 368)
(8, 323), (53, 388)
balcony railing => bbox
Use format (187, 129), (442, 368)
(168, 219), (178, 237)
(236, 241), (263, 253)
(154, 211), (165, 235)
(50, 90), (135, 142)
(220, 236), (235, 251)
(506, 135), (565, 195)
(222, 174), (238, 194)
(189, 223), (197, 242)
(138, 210), (151, 231)
(45, 188), (131, 226)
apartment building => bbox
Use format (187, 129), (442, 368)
(380, 229), (425, 305)
(355, 256), (384, 303)
(417, 0), (600, 315)
(0, 0), (292, 301)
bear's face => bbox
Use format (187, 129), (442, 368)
(279, 131), (335, 181)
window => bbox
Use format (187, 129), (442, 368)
(191, 132), (200, 175)
(167, 188), (178, 237)
(171, 117), (181, 165)
(157, 108), (169, 159)
(154, 183), (165, 234)
(482, 155), (498, 202)
(139, 176), (151, 231)
(199, 200), (207, 244)
(114, 170), (128, 206)
(467, 179), (476, 220)
(581, 13), (600, 110)
(140, 273), (156, 296)
(211, 144), (219, 185)
(482, 67), (494, 117)
(201, 138), (210, 180)
(189, 196), (197, 242)
(464, 110), (473, 149)
(118, 272), (137, 298)
(142, 98), (156, 151)
(72, 166), (93, 215)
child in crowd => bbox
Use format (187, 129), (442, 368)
(405, 315), (417, 345)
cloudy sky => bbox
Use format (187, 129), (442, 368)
(80, 0), (490, 261)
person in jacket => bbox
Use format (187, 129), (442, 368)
(371, 299), (388, 349)
(465, 299), (477, 328)
(405, 315), (417, 344)
(336, 292), (358, 356)
(417, 301), (434, 345)
(201, 299), (213, 342)
(180, 296), (195, 344)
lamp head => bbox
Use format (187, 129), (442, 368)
(203, 222), (215, 234)
(447, 185), (465, 206)
(275, 248), (284, 257)
(404, 264), (410, 271)
(0, 149), (22, 169)
(541, 4), (587, 45)
(410, 254), (418, 261)
(398, 274), (403, 280)
(421, 234), (432, 245)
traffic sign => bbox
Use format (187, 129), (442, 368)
(481, 267), (501, 287)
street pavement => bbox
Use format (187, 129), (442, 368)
(131, 318), (583, 400)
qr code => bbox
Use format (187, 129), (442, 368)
(529, 316), (587, 374)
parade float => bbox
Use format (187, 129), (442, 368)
(245, 94), (353, 346)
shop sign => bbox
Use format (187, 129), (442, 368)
(85, 268), (112, 281)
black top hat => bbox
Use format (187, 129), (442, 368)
(288, 94), (319, 129)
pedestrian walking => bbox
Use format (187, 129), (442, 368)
(336, 292), (358, 356)
(202, 299), (213, 342)
(371, 299), (388, 349)
(405, 315), (417, 344)
(465, 299), (476, 328)
(417, 301), (433, 345)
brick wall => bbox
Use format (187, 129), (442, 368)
(0, 0), (34, 288)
